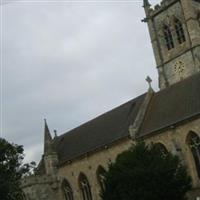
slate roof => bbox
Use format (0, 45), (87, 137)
(139, 72), (200, 137)
(53, 72), (200, 165)
(54, 94), (145, 165)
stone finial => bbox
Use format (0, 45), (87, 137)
(145, 76), (152, 89)
(143, 0), (151, 8)
(54, 130), (57, 138)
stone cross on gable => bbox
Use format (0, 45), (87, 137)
(145, 76), (152, 88)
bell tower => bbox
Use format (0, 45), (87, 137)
(143, 0), (200, 89)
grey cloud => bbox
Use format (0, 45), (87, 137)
(2, 0), (161, 163)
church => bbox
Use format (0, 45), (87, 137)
(21, 0), (200, 199)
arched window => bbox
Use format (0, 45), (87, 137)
(187, 132), (200, 178)
(96, 166), (106, 192)
(163, 25), (174, 50)
(174, 18), (186, 44)
(153, 143), (168, 157)
(62, 179), (74, 200)
(79, 173), (93, 200)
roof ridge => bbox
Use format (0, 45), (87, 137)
(138, 72), (200, 137)
(57, 93), (146, 139)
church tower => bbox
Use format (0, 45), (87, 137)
(143, 0), (200, 89)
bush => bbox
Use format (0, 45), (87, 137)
(101, 142), (192, 200)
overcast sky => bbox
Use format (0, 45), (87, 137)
(1, 0), (161, 163)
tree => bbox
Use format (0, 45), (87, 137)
(101, 142), (192, 200)
(0, 137), (35, 200)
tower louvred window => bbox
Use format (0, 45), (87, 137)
(163, 25), (174, 50)
(175, 18), (186, 44)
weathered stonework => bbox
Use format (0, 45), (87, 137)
(22, 117), (200, 200)
(21, 174), (61, 200)
(144, 0), (200, 89)
(57, 118), (200, 200)
(58, 138), (133, 200)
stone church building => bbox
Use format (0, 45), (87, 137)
(21, 0), (200, 199)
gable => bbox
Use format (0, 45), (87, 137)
(139, 72), (200, 137)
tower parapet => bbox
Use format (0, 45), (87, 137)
(144, 0), (179, 17)
(21, 174), (61, 200)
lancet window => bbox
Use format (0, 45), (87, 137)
(187, 132), (200, 178)
(96, 166), (106, 192)
(62, 179), (74, 200)
(153, 143), (168, 157)
(79, 173), (93, 200)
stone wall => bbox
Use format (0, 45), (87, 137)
(56, 117), (200, 200)
(58, 138), (133, 200)
(21, 117), (200, 200)
(21, 174), (61, 200)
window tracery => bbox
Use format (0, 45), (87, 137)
(79, 173), (93, 200)
(163, 25), (174, 50)
(187, 132), (200, 178)
(96, 166), (106, 192)
(62, 179), (74, 200)
(153, 143), (168, 157)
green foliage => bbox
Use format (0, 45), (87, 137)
(0, 138), (36, 200)
(101, 142), (192, 200)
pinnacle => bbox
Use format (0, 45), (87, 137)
(44, 119), (53, 155)
(143, 0), (151, 7)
